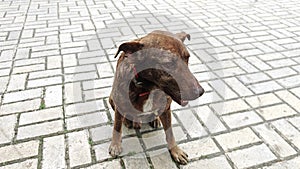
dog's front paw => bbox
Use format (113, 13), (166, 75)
(109, 142), (122, 158)
(170, 146), (189, 165)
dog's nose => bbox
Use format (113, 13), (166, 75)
(198, 87), (205, 97)
(194, 86), (204, 97)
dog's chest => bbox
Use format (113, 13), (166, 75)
(142, 93), (158, 116)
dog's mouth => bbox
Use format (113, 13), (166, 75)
(169, 87), (205, 107)
(170, 94), (190, 107)
(180, 100), (189, 106)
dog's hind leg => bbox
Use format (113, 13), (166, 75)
(149, 117), (161, 129)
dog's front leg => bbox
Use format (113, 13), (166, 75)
(160, 109), (188, 165)
(109, 109), (123, 157)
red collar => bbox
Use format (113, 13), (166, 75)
(139, 91), (150, 97)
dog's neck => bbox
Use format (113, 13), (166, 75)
(131, 65), (151, 97)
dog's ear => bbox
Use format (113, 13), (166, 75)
(114, 41), (144, 58)
(175, 32), (191, 42)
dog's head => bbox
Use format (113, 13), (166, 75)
(115, 31), (204, 106)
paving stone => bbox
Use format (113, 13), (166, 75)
(183, 155), (232, 169)
(253, 124), (297, 158)
(15, 48), (30, 60)
(193, 106), (227, 133)
(0, 99), (40, 115)
(252, 42), (275, 53)
(65, 100), (105, 116)
(0, 62), (11, 69)
(14, 58), (45, 67)
(45, 85), (62, 107)
(66, 111), (108, 130)
(92, 142), (111, 161)
(272, 119), (300, 149)
(246, 93), (282, 108)
(258, 53), (286, 61)
(264, 41), (285, 51)
(211, 99), (250, 115)
(17, 120), (63, 140)
(64, 65), (96, 74)
(7, 74), (27, 91)
(81, 160), (121, 169)
(238, 49), (263, 57)
(13, 64), (45, 74)
(97, 63), (114, 78)
(256, 104), (297, 120)
(94, 137), (143, 161)
(123, 153), (150, 169)
(209, 79), (238, 100)
(0, 114), (17, 144)
(0, 76), (9, 93)
(27, 76), (62, 88)
(234, 58), (258, 73)
(193, 71), (218, 81)
(227, 144), (276, 168)
(0, 50), (14, 62)
(90, 125), (113, 142)
(3, 88), (43, 104)
(214, 52), (240, 60)
(149, 148), (178, 169)
(222, 111), (263, 129)
(215, 128), (261, 151)
(68, 130), (91, 167)
(84, 87), (111, 100)
(214, 67), (246, 78)
(262, 156), (300, 169)
(175, 109), (207, 138)
(266, 67), (297, 79)
(63, 54), (77, 67)
(82, 77), (113, 90)
(0, 140), (39, 163)
(276, 90), (300, 112)
(0, 159), (38, 169)
(19, 107), (63, 125)
(246, 56), (272, 71)
(47, 56), (61, 69)
(224, 77), (253, 97)
(249, 81), (283, 94)
(238, 72), (270, 85)
(64, 82), (83, 104)
(0, 68), (10, 77)
(290, 87), (300, 98)
(42, 135), (66, 169)
(28, 69), (62, 79)
(142, 126), (186, 149)
(65, 72), (98, 82)
(277, 75), (300, 88)
(268, 58), (297, 68)
(179, 138), (220, 159)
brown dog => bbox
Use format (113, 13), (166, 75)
(109, 30), (204, 164)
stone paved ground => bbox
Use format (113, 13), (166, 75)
(0, 0), (300, 168)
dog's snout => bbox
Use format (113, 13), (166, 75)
(193, 86), (204, 97)
(198, 87), (205, 97)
